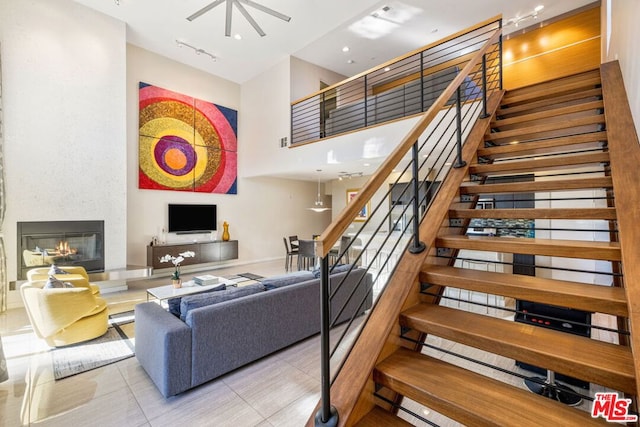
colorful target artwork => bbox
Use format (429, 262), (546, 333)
(138, 82), (237, 194)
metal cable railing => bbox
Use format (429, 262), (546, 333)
(312, 18), (503, 426)
(292, 18), (501, 146)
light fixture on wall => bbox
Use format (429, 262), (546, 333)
(505, 5), (544, 28)
(187, 0), (291, 37)
(309, 170), (330, 212)
(176, 40), (217, 61)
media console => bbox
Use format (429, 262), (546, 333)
(146, 240), (238, 270)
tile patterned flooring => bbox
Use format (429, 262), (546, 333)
(0, 259), (622, 426)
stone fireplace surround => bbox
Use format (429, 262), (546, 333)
(17, 221), (105, 281)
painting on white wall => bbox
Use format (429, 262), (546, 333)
(138, 82), (238, 194)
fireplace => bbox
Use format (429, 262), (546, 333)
(17, 221), (104, 280)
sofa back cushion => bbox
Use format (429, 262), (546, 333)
(179, 283), (265, 321)
(168, 283), (226, 318)
(261, 270), (315, 290)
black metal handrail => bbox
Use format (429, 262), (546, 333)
(313, 18), (503, 426)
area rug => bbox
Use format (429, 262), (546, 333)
(52, 311), (135, 380)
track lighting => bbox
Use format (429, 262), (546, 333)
(176, 40), (217, 61)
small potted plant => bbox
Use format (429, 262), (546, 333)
(159, 251), (195, 288)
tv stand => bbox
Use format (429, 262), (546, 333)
(146, 240), (238, 269)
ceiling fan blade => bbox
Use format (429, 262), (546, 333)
(239, 0), (291, 22)
(234, 0), (266, 37)
(186, 0), (226, 21)
(225, 0), (233, 36)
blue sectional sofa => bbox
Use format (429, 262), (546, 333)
(135, 267), (372, 397)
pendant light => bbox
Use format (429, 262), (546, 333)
(309, 170), (330, 212)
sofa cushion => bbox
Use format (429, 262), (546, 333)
(168, 283), (226, 318)
(48, 264), (69, 275)
(180, 283), (265, 321)
(313, 263), (353, 278)
(44, 275), (74, 289)
(261, 271), (315, 290)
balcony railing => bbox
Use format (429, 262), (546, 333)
(291, 18), (503, 146)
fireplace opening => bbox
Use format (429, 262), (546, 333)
(17, 221), (105, 280)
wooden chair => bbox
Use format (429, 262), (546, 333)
(288, 235), (299, 251)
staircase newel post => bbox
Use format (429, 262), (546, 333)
(409, 141), (426, 254)
(453, 86), (467, 169)
(315, 255), (338, 427)
(480, 53), (490, 119)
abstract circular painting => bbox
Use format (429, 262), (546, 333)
(138, 82), (237, 194)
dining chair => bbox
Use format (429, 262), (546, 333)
(297, 239), (316, 271)
(288, 235), (299, 251)
(329, 235), (352, 266)
(282, 237), (298, 272)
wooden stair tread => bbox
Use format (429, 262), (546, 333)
(478, 132), (608, 159)
(375, 348), (609, 426)
(468, 152), (610, 175)
(497, 87), (602, 117)
(420, 265), (628, 316)
(492, 100), (604, 128)
(448, 207), (616, 220)
(435, 235), (621, 261)
(353, 406), (413, 427)
(485, 115), (605, 142)
(400, 305), (635, 394)
(502, 75), (601, 106)
(504, 69), (600, 100)
(459, 176), (613, 195)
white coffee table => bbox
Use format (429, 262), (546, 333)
(146, 278), (234, 303)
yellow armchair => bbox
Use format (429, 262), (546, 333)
(27, 266), (101, 295)
(20, 280), (108, 347)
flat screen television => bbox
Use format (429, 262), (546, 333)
(168, 204), (217, 234)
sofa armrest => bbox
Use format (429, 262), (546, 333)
(134, 302), (192, 398)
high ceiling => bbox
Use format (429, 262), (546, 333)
(74, 0), (597, 84)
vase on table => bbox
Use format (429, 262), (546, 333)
(172, 278), (182, 289)
(222, 221), (230, 241)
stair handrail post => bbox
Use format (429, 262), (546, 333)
(409, 140), (426, 254)
(499, 19), (504, 91)
(364, 75), (369, 128)
(315, 255), (339, 427)
(480, 53), (490, 119)
(453, 85), (467, 169)
(320, 91), (326, 138)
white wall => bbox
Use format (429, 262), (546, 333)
(606, 0), (640, 138)
(126, 47), (328, 267)
(0, 0), (127, 294)
(290, 56), (347, 102)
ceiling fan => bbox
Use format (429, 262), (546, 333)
(187, 0), (291, 37)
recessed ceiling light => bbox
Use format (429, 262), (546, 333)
(234, 34), (242, 40)
(347, 59), (355, 64)
(363, 163), (370, 167)
(342, 46), (350, 52)
(535, 5), (544, 12)
(431, 28), (438, 33)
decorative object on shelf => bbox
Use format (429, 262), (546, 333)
(186, 0), (291, 38)
(347, 188), (370, 222)
(222, 222), (230, 241)
(308, 169), (330, 212)
(159, 251), (195, 288)
(138, 82), (237, 194)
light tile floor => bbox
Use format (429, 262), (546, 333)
(0, 260), (329, 427)
(0, 260), (622, 426)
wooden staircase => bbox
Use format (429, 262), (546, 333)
(349, 68), (639, 425)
